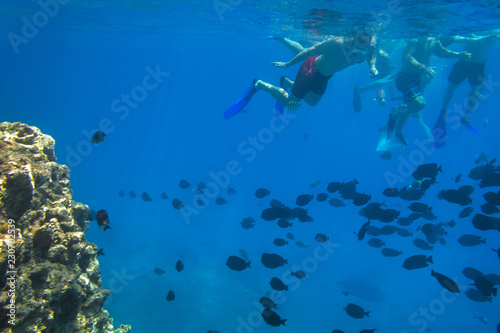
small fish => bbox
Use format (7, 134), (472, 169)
(255, 188), (270, 198)
(129, 191), (137, 199)
(474, 153), (490, 164)
(261, 308), (287, 327)
(381, 248), (403, 257)
(315, 233), (329, 243)
(382, 188), (399, 197)
(226, 256), (251, 271)
(473, 313), (489, 324)
(259, 296), (277, 309)
(458, 234), (486, 246)
(310, 179), (321, 188)
(431, 269), (460, 293)
(90, 130), (105, 144)
(454, 174), (462, 183)
(269, 277), (288, 291)
(227, 187), (237, 195)
(285, 232), (295, 240)
(196, 198), (206, 207)
(296, 194), (313, 206)
(118, 190), (124, 197)
(96, 210), (111, 231)
(160, 192), (169, 200)
(179, 179), (191, 189)
(379, 151), (392, 161)
(328, 198), (345, 207)
(261, 253), (288, 269)
(291, 270), (306, 279)
(215, 197), (227, 205)
(166, 290), (175, 302)
(295, 240), (309, 248)
(373, 89), (386, 107)
(367, 238), (385, 248)
(154, 268), (165, 275)
(141, 192), (152, 202)
(403, 255), (433, 270)
(175, 260), (184, 272)
(241, 217), (256, 229)
(344, 303), (369, 319)
(273, 238), (288, 246)
(355, 220), (370, 241)
(316, 192), (329, 202)
(172, 199), (184, 209)
(97, 248), (105, 257)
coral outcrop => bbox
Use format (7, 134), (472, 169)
(0, 122), (130, 333)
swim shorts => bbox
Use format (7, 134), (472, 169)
(448, 61), (485, 86)
(291, 56), (333, 99)
(395, 71), (423, 103)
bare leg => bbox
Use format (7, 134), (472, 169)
(270, 37), (305, 55)
(254, 79), (291, 106)
(414, 112), (434, 142)
(280, 76), (294, 89)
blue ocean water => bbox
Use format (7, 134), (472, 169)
(1, 1), (500, 332)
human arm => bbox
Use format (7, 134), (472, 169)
(368, 48), (378, 77)
(271, 38), (339, 68)
(433, 40), (470, 60)
(401, 39), (436, 77)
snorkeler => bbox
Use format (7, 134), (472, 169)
(432, 34), (498, 145)
(381, 37), (470, 147)
(223, 33), (378, 119)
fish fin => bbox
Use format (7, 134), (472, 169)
(365, 311), (370, 318)
(431, 269), (436, 276)
(281, 319), (287, 326)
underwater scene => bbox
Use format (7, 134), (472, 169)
(1, 0), (500, 332)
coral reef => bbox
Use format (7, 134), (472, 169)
(0, 122), (130, 333)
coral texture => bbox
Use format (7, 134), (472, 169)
(0, 122), (130, 333)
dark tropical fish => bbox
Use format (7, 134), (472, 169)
(328, 198), (345, 207)
(215, 197), (227, 205)
(438, 189), (472, 206)
(226, 256), (251, 271)
(315, 233), (329, 243)
(227, 187), (237, 195)
(166, 290), (175, 302)
(277, 218), (292, 228)
(175, 260), (184, 272)
(469, 162), (495, 180)
(458, 234), (486, 246)
(367, 238), (385, 248)
(473, 275), (497, 297)
(366, 226), (382, 237)
(378, 209), (400, 222)
(255, 188), (270, 198)
(310, 179), (321, 188)
(344, 303), (369, 319)
(353, 193), (371, 206)
(259, 296), (277, 309)
(380, 225), (397, 235)
(454, 173), (462, 183)
(383, 187), (399, 197)
(196, 198), (206, 207)
(459, 185), (474, 195)
(462, 267), (484, 280)
(241, 217), (256, 229)
(403, 255), (433, 270)
(398, 187), (425, 201)
(479, 172), (500, 188)
(339, 179), (359, 200)
(291, 270), (307, 279)
(160, 192), (169, 200)
(474, 153), (490, 164)
(195, 182), (207, 194)
(396, 228), (412, 237)
(408, 202), (430, 213)
(420, 178), (436, 191)
(269, 277), (288, 291)
(87, 209), (96, 221)
(381, 248), (402, 257)
(494, 247), (500, 259)
(485, 273), (500, 285)
(90, 130), (105, 144)
(286, 232), (295, 240)
(327, 182), (342, 193)
(397, 217), (413, 226)
(465, 288), (493, 303)
(172, 199), (184, 209)
(472, 214), (500, 231)
(273, 238), (288, 246)
(412, 163), (442, 180)
(154, 268), (165, 275)
(316, 192), (329, 202)
(261, 253), (288, 269)
(289, 207), (309, 221)
(413, 238), (434, 251)
(129, 191), (136, 198)
(97, 248), (105, 257)
(118, 190), (124, 197)
(96, 209), (111, 231)
(437, 236), (447, 245)
(295, 240), (310, 248)
(179, 179), (191, 189)
(261, 308), (286, 327)
(296, 194), (314, 206)
(269, 199), (284, 208)
(484, 191), (500, 205)
(431, 270), (460, 293)
(459, 206), (473, 218)
(355, 220), (370, 241)
(481, 202), (500, 215)
(261, 207), (291, 221)
(141, 192), (152, 202)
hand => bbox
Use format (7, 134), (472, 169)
(458, 51), (471, 60)
(424, 66), (436, 78)
(271, 62), (287, 68)
(369, 67), (379, 77)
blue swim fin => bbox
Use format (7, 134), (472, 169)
(224, 82), (258, 119)
(462, 119), (481, 137)
(432, 108), (447, 148)
(275, 88), (290, 115)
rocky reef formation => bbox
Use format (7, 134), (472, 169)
(0, 122), (130, 333)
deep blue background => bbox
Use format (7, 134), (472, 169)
(1, 1), (499, 332)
